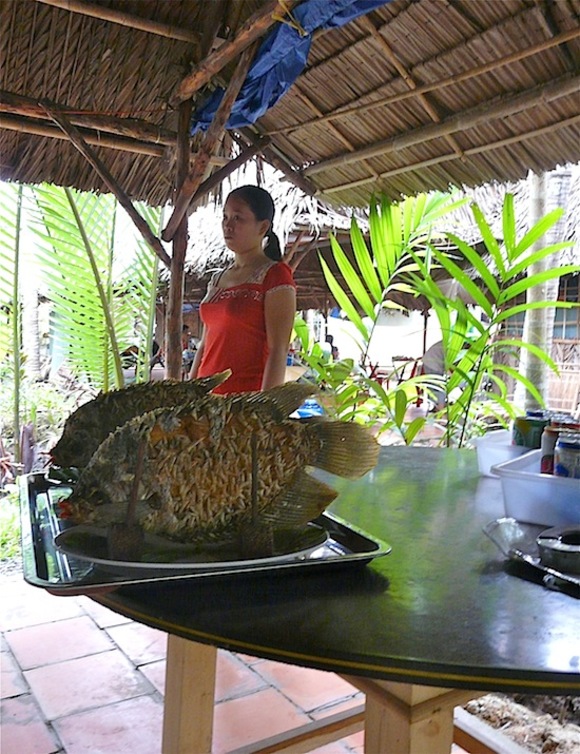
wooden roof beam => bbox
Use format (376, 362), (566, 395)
(319, 113), (580, 196)
(168, 0), (298, 107)
(0, 90), (177, 146)
(304, 72), (580, 176)
(266, 26), (580, 136)
(163, 42), (258, 241)
(0, 113), (167, 158)
(0, 109), (231, 169)
(239, 129), (319, 196)
(34, 0), (200, 43)
(41, 101), (171, 268)
(188, 137), (271, 213)
(358, 15), (465, 161)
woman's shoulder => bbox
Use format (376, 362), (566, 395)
(263, 260), (295, 288)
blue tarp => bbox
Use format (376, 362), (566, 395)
(191, 0), (390, 133)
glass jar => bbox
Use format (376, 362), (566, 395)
(554, 433), (580, 479)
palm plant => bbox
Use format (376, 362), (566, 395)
(411, 193), (579, 446)
(0, 182), (24, 465)
(306, 192), (466, 443)
(31, 184), (161, 392)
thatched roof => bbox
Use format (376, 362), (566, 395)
(175, 162), (579, 313)
(1, 0), (579, 210)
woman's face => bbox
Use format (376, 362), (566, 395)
(222, 196), (269, 255)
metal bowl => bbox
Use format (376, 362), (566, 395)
(537, 526), (580, 575)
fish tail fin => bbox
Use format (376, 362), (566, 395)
(265, 469), (337, 526)
(311, 420), (380, 478)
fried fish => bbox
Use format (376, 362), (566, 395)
(58, 381), (380, 544)
(51, 372), (229, 468)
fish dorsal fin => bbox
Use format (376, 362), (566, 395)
(263, 469), (337, 527)
(241, 382), (318, 419)
(191, 370), (232, 394)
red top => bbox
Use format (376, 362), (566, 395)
(197, 261), (295, 394)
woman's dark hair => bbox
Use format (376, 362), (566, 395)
(227, 185), (282, 261)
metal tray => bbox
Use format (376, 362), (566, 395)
(19, 472), (391, 595)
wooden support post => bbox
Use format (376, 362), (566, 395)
(162, 42), (257, 241)
(165, 100), (193, 380)
(342, 675), (482, 754)
(42, 101), (171, 268)
(162, 636), (217, 754)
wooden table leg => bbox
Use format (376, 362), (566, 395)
(342, 676), (481, 754)
(162, 635), (217, 754)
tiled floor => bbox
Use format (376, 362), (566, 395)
(1, 571), (471, 754)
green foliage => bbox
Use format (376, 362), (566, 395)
(0, 488), (21, 560)
(31, 184), (162, 391)
(409, 193), (578, 446)
(305, 192), (466, 444)
(301, 191), (577, 447)
(0, 182), (21, 362)
(0, 377), (77, 453)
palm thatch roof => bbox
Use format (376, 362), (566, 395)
(176, 162), (579, 313)
(1, 0), (579, 212)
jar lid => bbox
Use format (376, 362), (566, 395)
(556, 432), (580, 448)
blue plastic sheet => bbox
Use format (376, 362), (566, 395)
(191, 0), (390, 132)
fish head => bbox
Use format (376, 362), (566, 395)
(51, 401), (104, 468)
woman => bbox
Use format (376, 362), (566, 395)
(189, 185), (296, 394)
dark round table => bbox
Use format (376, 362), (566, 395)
(94, 447), (580, 753)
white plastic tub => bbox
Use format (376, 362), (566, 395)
(491, 449), (580, 526)
(473, 429), (528, 477)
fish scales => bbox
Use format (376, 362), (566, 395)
(51, 372), (230, 468)
(58, 379), (380, 544)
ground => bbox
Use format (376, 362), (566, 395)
(1, 555), (578, 753)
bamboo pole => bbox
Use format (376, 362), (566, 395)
(165, 101), (193, 380)
(168, 0), (297, 107)
(304, 72), (580, 176)
(162, 42), (258, 241)
(0, 113), (168, 158)
(359, 15), (464, 160)
(34, 0), (199, 43)
(239, 129), (318, 196)
(319, 113), (580, 195)
(266, 26), (580, 136)
(42, 101), (171, 268)
(1, 90), (177, 145)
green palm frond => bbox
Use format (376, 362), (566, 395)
(31, 184), (121, 391)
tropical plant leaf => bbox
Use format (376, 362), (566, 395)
(492, 338), (559, 373)
(495, 300), (578, 324)
(470, 202), (506, 278)
(512, 208), (565, 258)
(350, 219), (382, 303)
(444, 232), (500, 299)
(493, 364), (545, 406)
(501, 193), (516, 260)
(318, 254), (368, 338)
(328, 235), (375, 317)
(498, 265), (580, 304)
(428, 245), (494, 317)
(506, 242), (575, 280)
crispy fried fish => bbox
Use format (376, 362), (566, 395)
(51, 372), (230, 468)
(58, 381), (380, 543)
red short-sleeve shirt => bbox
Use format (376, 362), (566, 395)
(197, 260), (295, 393)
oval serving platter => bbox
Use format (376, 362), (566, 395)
(55, 523), (329, 575)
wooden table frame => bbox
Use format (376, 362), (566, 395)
(162, 636), (528, 754)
